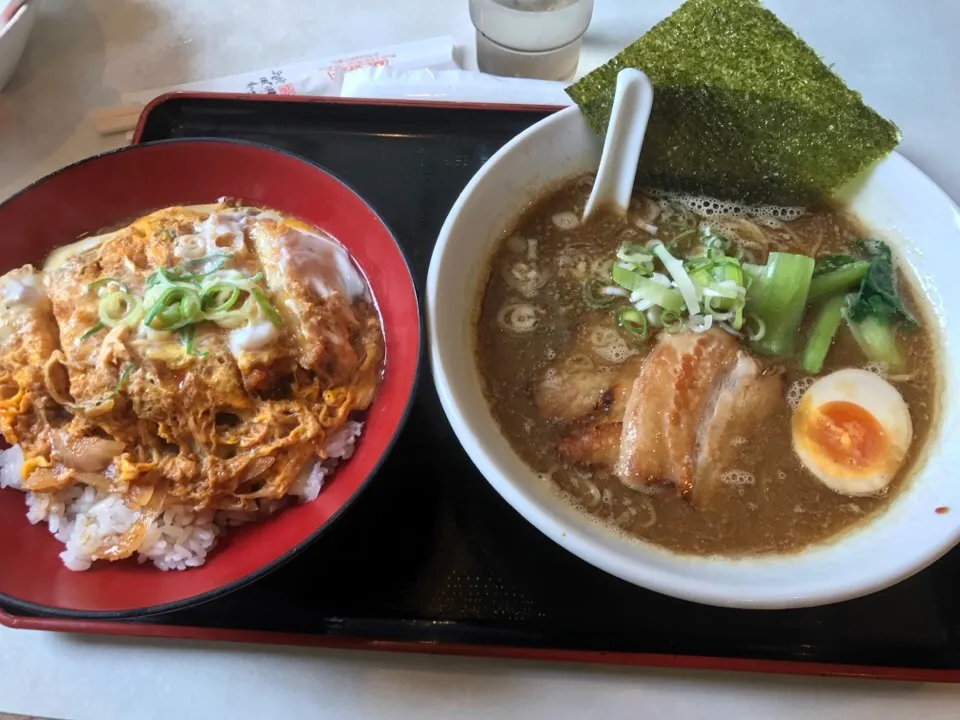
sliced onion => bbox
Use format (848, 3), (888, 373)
(51, 430), (125, 472)
(22, 467), (71, 492)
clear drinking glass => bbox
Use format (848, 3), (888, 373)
(470, 0), (595, 82)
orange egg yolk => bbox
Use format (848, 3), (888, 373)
(808, 401), (887, 469)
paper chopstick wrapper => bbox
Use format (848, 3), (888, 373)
(93, 36), (458, 135)
(339, 66), (574, 106)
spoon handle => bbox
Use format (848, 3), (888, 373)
(582, 68), (655, 222)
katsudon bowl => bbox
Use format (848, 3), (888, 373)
(0, 139), (420, 618)
(427, 105), (960, 609)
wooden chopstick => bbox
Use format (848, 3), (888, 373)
(90, 103), (144, 136)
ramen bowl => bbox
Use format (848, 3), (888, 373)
(427, 105), (960, 609)
(0, 139), (420, 617)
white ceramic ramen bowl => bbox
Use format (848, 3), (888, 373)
(427, 104), (960, 609)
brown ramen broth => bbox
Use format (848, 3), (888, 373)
(476, 175), (938, 556)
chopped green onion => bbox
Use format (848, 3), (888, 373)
(687, 314), (714, 333)
(650, 242), (700, 316)
(88, 277), (128, 294)
(180, 291), (201, 320)
(800, 294), (847, 374)
(580, 279), (617, 309)
(661, 310), (684, 333)
(616, 244), (654, 268)
(701, 229), (731, 258)
(612, 265), (685, 313)
(146, 254), (235, 287)
(202, 282), (242, 313)
(251, 289), (283, 328)
(174, 253), (233, 281)
(686, 256), (744, 311)
(703, 295), (735, 320)
(807, 260), (871, 302)
(615, 306), (649, 340)
(144, 286), (202, 330)
(78, 363), (135, 411)
(98, 291), (141, 328)
(180, 252), (233, 269)
(744, 252), (815, 356)
(79, 322), (104, 342)
(179, 325), (208, 357)
(744, 315), (766, 342)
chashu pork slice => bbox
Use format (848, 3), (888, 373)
(555, 328), (786, 506)
(534, 352), (642, 424)
(615, 329), (740, 497)
(691, 351), (784, 504)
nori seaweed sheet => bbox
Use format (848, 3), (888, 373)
(566, 0), (901, 206)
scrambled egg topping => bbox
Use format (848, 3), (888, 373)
(0, 201), (384, 542)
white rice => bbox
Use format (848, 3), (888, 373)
(0, 420), (363, 572)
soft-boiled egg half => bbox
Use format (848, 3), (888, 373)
(792, 369), (913, 496)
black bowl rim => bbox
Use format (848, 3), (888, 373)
(0, 137), (423, 620)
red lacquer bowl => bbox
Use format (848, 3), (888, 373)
(0, 139), (420, 617)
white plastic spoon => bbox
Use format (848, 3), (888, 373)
(582, 68), (655, 223)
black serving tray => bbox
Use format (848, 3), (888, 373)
(4, 94), (959, 682)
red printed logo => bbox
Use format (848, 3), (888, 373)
(325, 53), (396, 80)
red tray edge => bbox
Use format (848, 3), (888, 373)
(131, 91), (568, 144)
(5, 92), (933, 685)
(2, 607), (957, 683)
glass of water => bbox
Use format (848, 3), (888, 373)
(470, 0), (595, 82)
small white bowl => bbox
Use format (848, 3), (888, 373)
(0, 1), (39, 92)
(427, 105), (960, 609)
